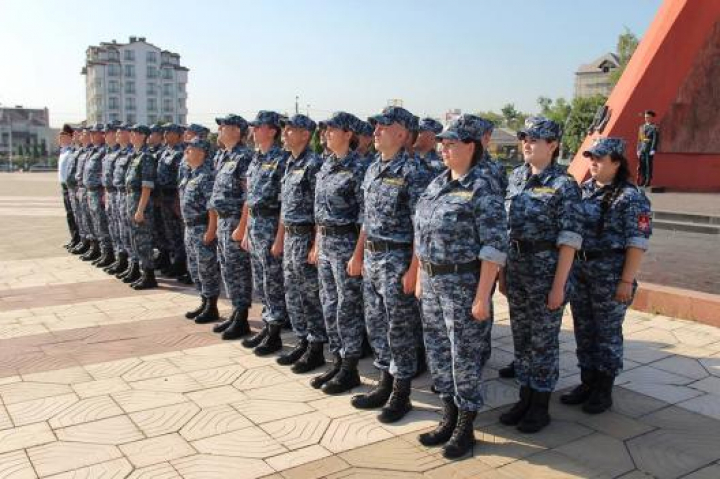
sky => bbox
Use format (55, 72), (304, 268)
(0, 0), (663, 127)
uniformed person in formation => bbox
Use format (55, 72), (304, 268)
(76, 126), (100, 262)
(83, 124), (112, 267)
(147, 125), (171, 274)
(110, 125), (137, 280)
(58, 125), (80, 250)
(68, 127), (93, 256)
(636, 110), (659, 187)
(276, 114), (328, 372)
(208, 115), (254, 340)
(499, 116), (583, 434)
(310, 111), (368, 394)
(565, 137), (652, 414)
(414, 115), (508, 458)
(156, 124), (187, 278)
(180, 138), (222, 324)
(240, 111), (289, 356)
(125, 125), (158, 290)
(97, 122), (122, 270)
(414, 117), (444, 175)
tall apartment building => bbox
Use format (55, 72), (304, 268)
(82, 36), (189, 125)
(574, 53), (620, 98)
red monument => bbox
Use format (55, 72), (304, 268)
(568, 0), (720, 192)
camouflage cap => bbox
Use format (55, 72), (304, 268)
(103, 121), (122, 132)
(215, 114), (249, 131)
(249, 110), (282, 128)
(320, 111), (357, 131)
(517, 116), (563, 141)
(163, 124), (185, 134)
(352, 119), (374, 137)
(186, 124), (209, 136)
(418, 117), (443, 135)
(280, 114), (317, 133)
(185, 137), (211, 156)
(149, 124), (165, 134)
(130, 124), (151, 136)
(437, 114), (492, 142)
(117, 123), (133, 131)
(582, 137), (626, 158)
(368, 106), (416, 131)
(89, 123), (105, 133)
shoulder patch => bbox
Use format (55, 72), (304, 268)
(638, 213), (651, 232)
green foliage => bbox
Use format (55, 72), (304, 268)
(538, 97), (572, 126)
(473, 110), (505, 128)
(563, 95), (608, 154)
(309, 130), (323, 154)
(610, 27), (640, 85)
(500, 103), (528, 131)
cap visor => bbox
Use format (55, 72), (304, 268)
(436, 130), (460, 141)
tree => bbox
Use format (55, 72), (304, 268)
(610, 28), (640, 85)
(500, 103), (528, 131)
(474, 110), (504, 128)
(563, 95), (608, 155)
(537, 97), (572, 127)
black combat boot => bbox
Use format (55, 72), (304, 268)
(71, 239), (90, 255)
(194, 295), (219, 324)
(220, 309), (251, 340)
(96, 249), (115, 268)
(378, 377), (413, 423)
(419, 396), (458, 446)
(253, 322), (283, 356)
(116, 259), (133, 279)
(499, 361), (516, 379)
(292, 342), (326, 374)
(185, 296), (207, 319)
(213, 309), (236, 334)
(561, 368), (596, 405)
(517, 390), (551, 433)
(121, 262), (141, 283)
(132, 269), (158, 290)
(310, 353), (341, 389)
(499, 385), (532, 426)
(582, 372), (614, 415)
(242, 324), (268, 349)
(321, 357), (360, 395)
(442, 409), (477, 459)
(91, 249), (106, 266)
(277, 338), (308, 366)
(81, 241), (101, 261)
(351, 370), (393, 409)
(155, 250), (171, 275)
(105, 251), (124, 274)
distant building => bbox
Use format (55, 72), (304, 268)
(574, 53), (620, 98)
(82, 36), (189, 125)
(444, 109), (462, 124)
(0, 106), (54, 159)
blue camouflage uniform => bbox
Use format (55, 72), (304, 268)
(156, 125), (186, 265)
(83, 125), (112, 253)
(209, 115), (253, 312)
(65, 143), (86, 240)
(315, 112), (368, 359)
(415, 116), (508, 410)
(362, 107), (432, 380)
(246, 111), (288, 326)
(179, 124), (210, 181)
(112, 138), (135, 261)
(279, 115), (327, 344)
(570, 138), (652, 376)
(74, 137), (96, 242)
(180, 139), (221, 298)
(101, 126), (123, 254)
(416, 117), (445, 176)
(125, 126), (156, 270)
(505, 116), (583, 392)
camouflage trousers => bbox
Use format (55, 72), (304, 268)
(105, 191), (122, 253)
(159, 191), (185, 262)
(570, 255), (635, 377)
(152, 191), (169, 254)
(217, 216), (252, 309)
(317, 232), (364, 359)
(67, 187), (84, 237)
(185, 224), (221, 297)
(117, 192), (137, 260)
(248, 214), (287, 325)
(88, 190), (111, 252)
(283, 230), (326, 343)
(126, 192), (155, 270)
(363, 248), (420, 380)
(76, 187), (95, 240)
(506, 250), (567, 392)
(421, 269), (492, 410)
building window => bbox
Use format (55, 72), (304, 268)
(108, 97), (119, 110)
(162, 68), (173, 80)
(108, 80), (119, 94)
(178, 98), (186, 109)
(108, 64), (121, 77)
(178, 115), (187, 125)
(124, 49), (135, 61)
(94, 78), (102, 89)
(178, 83), (186, 93)
(163, 99), (173, 112)
(164, 115), (173, 123)
(148, 115), (158, 124)
(125, 81), (136, 94)
(108, 50), (120, 61)
(162, 84), (173, 96)
(124, 64), (135, 78)
(148, 98), (158, 112)
(146, 51), (157, 63)
(126, 113), (136, 124)
(126, 97), (136, 111)
(147, 66), (158, 79)
(109, 113), (120, 122)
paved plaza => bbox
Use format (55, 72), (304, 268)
(1, 173), (720, 478)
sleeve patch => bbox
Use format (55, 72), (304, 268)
(638, 213), (651, 232)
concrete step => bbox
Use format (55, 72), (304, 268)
(653, 210), (720, 225)
(652, 219), (720, 235)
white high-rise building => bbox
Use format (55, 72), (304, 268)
(82, 36), (189, 125)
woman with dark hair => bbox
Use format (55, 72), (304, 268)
(499, 116), (583, 434)
(564, 137), (651, 414)
(414, 114), (507, 458)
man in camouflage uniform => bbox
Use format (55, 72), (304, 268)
(66, 129), (90, 255)
(206, 115), (254, 338)
(156, 124), (187, 277)
(125, 125), (158, 290)
(276, 114), (327, 372)
(99, 122), (123, 272)
(180, 138), (221, 324)
(350, 107), (432, 423)
(76, 126), (100, 261)
(414, 117), (444, 175)
(111, 125), (137, 279)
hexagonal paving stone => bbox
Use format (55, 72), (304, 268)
(27, 442), (123, 477)
(130, 402), (200, 437)
(119, 433), (195, 468)
(261, 412), (331, 450)
(191, 426), (287, 458)
(171, 454), (273, 479)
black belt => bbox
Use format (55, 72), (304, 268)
(576, 249), (625, 261)
(285, 224), (314, 235)
(421, 260), (480, 277)
(509, 239), (556, 255)
(87, 186), (102, 192)
(249, 205), (280, 217)
(218, 212), (241, 220)
(160, 187), (177, 194)
(184, 215), (208, 227)
(318, 223), (359, 236)
(365, 239), (412, 253)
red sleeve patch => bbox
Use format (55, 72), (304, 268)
(638, 213), (651, 232)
